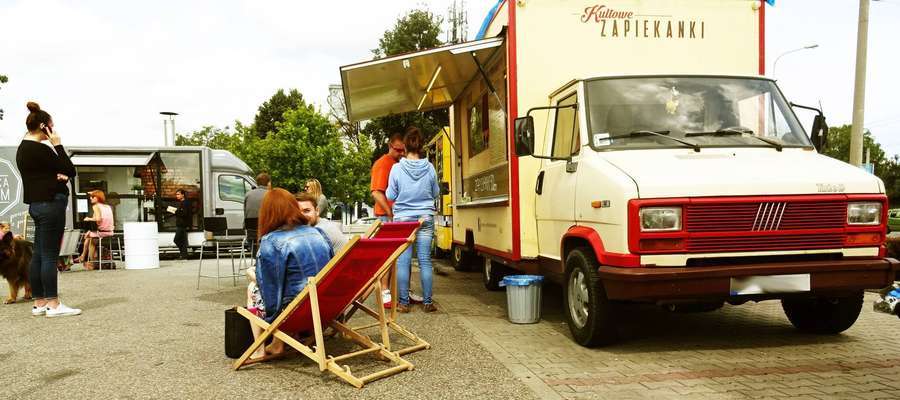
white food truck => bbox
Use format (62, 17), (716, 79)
(0, 146), (256, 252)
(340, 0), (900, 346)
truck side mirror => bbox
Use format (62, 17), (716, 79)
(215, 207), (224, 215)
(810, 114), (828, 152)
(515, 116), (535, 157)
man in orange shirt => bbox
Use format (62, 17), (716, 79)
(371, 132), (423, 307)
(371, 132), (405, 221)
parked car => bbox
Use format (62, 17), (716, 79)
(889, 209), (900, 233)
(344, 216), (379, 235)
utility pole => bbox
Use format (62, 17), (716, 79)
(849, 0), (870, 167)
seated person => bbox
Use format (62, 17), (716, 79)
(0, 222), (24, 240)
(250, 188), (333, 358)
(74, 190), (115, 270)
(295, 192), (348, 252)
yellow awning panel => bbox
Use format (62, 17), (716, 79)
(340, 36), (504, 121)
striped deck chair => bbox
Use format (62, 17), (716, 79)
(232, 231), (430, 388)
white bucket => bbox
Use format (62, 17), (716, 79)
(124, 222), (160, 270)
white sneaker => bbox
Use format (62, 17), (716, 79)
(45, 303), (82, 318)
(381, 289), (391, 304)
(409, 291), (424, 304)
(32, 306), (48, 316)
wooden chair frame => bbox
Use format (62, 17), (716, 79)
(232, 230), (430, 388)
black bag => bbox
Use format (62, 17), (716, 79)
(224, 307), (253, 358)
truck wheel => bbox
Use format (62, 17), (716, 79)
(781, 291), (864, 334)
(451, 244), (475, 271)
(564, 247), (618, 347)
(483, 257), (508, 291)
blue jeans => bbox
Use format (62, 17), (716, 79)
(28, 193), (68, 299)
(395, 215), (434, 305)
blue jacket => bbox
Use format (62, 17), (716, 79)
(386, 158), (440, 218)
(256, 225), (333, 323)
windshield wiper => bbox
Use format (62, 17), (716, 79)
(685, 127), (783, 151)
(607, 130), (701, 152)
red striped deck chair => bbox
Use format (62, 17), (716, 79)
(232, 232), (430, 388)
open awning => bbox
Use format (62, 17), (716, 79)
(340, 36), (504, 121)
(70, 153), (156, 167)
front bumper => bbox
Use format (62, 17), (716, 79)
(599, 258), (900, 301)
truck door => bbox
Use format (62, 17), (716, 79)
(215, 173), (255, 233)
(534, 91), (581, 260)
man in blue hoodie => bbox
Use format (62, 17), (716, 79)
(387, 127), (441, 313)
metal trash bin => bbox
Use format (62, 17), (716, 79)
(500, 275), (544, 324)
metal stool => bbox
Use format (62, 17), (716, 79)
(197, 217), (246, 289)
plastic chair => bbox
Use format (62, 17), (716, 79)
(197, 217), (246, 289)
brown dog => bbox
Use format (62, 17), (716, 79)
(1, 232), (33, 304)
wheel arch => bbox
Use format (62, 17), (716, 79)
(562, 226), (640, 268)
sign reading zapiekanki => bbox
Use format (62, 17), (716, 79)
(580, 4), (706, 39)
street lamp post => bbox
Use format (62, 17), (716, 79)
(772, 44), (819, 78)
(160, 111), (179, 146)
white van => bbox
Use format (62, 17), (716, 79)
(340, 0), (900, 346)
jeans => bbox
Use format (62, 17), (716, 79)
(174, 226), (188, 258)
(28, 193), (68, 299)
(395, 215), (434, 305)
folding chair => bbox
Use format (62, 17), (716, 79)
(233, 231), (430, 388)
(241, 217), (259, 271)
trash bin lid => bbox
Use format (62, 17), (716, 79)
(500, 274), (544, 287)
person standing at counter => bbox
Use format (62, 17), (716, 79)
(16, 101), (81, 318)
(172, 189), (192, 259)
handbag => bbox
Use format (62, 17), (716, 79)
(224, 307), (254, 358)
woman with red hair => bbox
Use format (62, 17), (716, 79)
(249, 188), (332, 358)
(74, 189), (115, 270)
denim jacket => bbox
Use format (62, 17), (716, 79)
(256, 225), (333, 323)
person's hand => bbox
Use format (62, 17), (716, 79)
(56, 173), (69, 182)
(387, 212), (394, 222)
(47, 130), (61, 146)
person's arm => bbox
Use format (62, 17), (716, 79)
(256, 239), (285, 321)
(431, 166), (440, 199)
(51, 139), (77, 178)
(86, 204), (101, 222)
(386, 168), (399, 201)
(371, 191), (392, 218)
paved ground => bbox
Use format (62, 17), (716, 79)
(2, 257), (900, 399)
(440, 269), (900, 400)
(0, 259), (535, 400)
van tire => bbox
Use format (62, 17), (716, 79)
(483, 258), (508, 291)
(781, 291), (864, 334)
(564, 247), (618, 347)
(451, 244), (475, 271)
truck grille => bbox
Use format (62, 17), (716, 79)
(684, 200), (848, 253)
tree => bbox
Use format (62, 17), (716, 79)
(365, 9), (449, 154)
(0, 74), (7, 120)
(252, 89), (306, 139)
(821, 124), (900, 204)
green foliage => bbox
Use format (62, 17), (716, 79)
(366, 9), (448, 155)
(821, 124), (900, 205)
(176, 90), (374, 206)
(372, 9), (444, 58)
(253, 89), (306, 139)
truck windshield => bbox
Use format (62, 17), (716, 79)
(585, 77), (811, 151)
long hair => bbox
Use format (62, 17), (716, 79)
(305, 178), (323, 199)
(258, 188), (308, 237)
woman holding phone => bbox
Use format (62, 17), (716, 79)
(16, 101), (81, 318)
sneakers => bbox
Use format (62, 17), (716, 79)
(32, 306), (48, 316)
(382, 289), (392, 309)
(408, 291), (424, 304)
(45, 303), (82, 318)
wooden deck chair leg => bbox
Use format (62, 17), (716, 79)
(308, 276), (328, 372)
(353, 301), (431, 356)
(375, 280), (391, 351)
(232, 307), (278, 370)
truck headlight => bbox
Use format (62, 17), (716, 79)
(847, 202), (881, 225)
(640, 207), (682, 231)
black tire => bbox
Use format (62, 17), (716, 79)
(451, 244), (475, 272)
(781, 291), (864, 334)
(563, 247), (618, 347)
(482, 257), (508, 291)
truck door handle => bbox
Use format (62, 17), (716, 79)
(535, 171), (545, 195)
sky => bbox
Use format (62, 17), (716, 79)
(1, 0), (899, 154)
